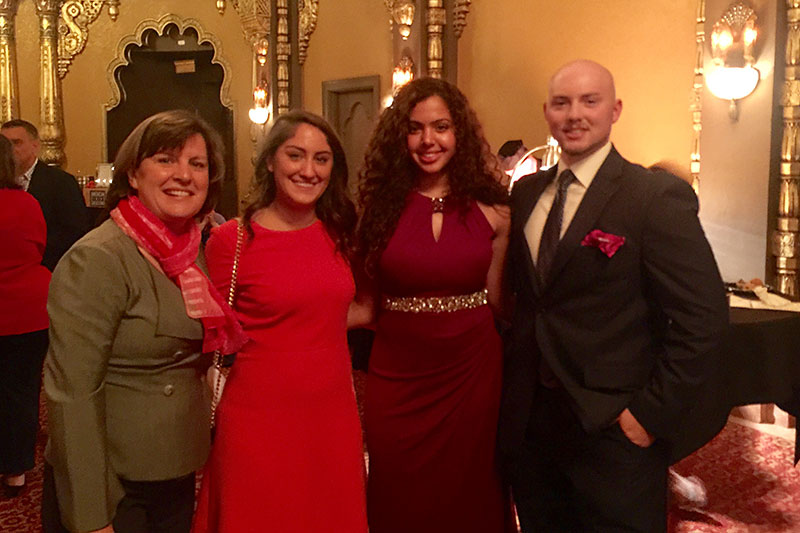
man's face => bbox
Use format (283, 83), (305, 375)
(0, 126), (40, 176)
(543, 62), (622, 166)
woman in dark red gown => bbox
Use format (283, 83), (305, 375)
(193, 111), (367, 533)
(357, 78), (513, 533)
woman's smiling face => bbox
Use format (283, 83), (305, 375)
(128, 132), (209, 233)
(269, 122), (333, 212)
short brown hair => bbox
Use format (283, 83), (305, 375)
(104, 109), (225, 217)
(0, 135), (17, 189)
(1, 119), (39, 140)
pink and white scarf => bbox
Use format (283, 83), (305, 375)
(111, 196), (247, 354)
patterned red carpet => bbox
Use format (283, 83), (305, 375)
(669, 421), (800, 532)
(2, 401), (797, 532)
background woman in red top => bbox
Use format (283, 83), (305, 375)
(0, 134), (51, 497)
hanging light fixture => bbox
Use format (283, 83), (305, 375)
(249, 84), (271, 125)
(392, 1), (415, 40)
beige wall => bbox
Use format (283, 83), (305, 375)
(14, 1), (253, 199)
(697, 0), (779, 281)
(301, 0), (393, 114)
(459, 0), (698, 171)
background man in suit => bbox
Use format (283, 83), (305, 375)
(500, 59), (728, 532)
(1, 120), (89, 271)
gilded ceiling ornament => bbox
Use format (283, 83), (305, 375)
(58, 1), (105, 79)
(234, 0), (270, 46)
(106, 0), (119, 21)
(298, 0), (318, 65)
(216, 0), (226, 15)
(453, 0), (471, 38)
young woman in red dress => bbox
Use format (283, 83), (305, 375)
(193, 111), (367, 533)
(357, 77), (514, 533)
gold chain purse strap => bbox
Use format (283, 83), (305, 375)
(210, 220), (244, 429)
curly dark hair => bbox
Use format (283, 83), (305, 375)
(242, 110), (356, 259)
(357, 77), (507, 276)
(103, 109), (225, 219)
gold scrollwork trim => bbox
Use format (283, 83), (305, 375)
(453, 0), (471, 38)
(58, 1), (104, 79)
(234, 0), (270, 46)
(298, 0), (318, 65)
(104, 14), (234, 112)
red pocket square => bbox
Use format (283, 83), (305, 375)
(581, 229), (625, 258)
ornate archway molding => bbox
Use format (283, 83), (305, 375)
(101, 13), (234, 159)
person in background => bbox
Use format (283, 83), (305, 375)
(501, 59), (728, 532)
(0, 135), (51, 498)
(1, 120), (90, 271)
(357, 77), (513, 533)
(192, 110), (368, 533)
(498, 139), (528, 173)
(42, 109), (244, 533)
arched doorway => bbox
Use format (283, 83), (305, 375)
(104, 16), (237, 218)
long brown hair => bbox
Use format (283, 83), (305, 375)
(0, 136), (18, 189)
(103, 109), (225, 220)
(242, 110), (356, 258)
(357, 77), (507, 276)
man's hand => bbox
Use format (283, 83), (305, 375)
(617, 408), (655, 448)
(89, 526), (114, 533)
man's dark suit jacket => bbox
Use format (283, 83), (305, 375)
(28, 160), (90, 271)
(498, 147), (729, 462)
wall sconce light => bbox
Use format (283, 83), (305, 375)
(215, 0), (226, 15)
(392, 1), (415, 40)
(707, 1), (759, 121)
(249, 84), (271, 125)
(392, 56), (414, 95)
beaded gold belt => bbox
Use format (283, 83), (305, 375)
(382, 289), (488, 313)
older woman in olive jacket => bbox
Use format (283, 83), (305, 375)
(42, 110), (244, 533)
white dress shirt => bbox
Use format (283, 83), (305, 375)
(524, 142), (612, 265)
(17, 158), (37, 192)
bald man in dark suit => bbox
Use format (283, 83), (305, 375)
(500, 60), (728, 532)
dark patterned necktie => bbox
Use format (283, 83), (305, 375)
(537, 169), (576, 284)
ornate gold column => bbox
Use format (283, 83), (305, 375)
(690, 0), (705, 192)
(276, 0), (290, 115)
(35, 0), (65, 164)
(0, 0), (19, 123)
(774, 0), (800, 297)
(426, 0), (444, 79)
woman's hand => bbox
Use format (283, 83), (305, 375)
(90, 525), (114, 533)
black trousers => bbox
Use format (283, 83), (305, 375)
(509, 386), (669, 533)
(0, 329), (48, 474)
(42, 462), (195, 533)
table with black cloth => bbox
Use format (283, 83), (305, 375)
(671, 307), (800, 464)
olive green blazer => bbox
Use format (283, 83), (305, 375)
(44, 219), (211, 532)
